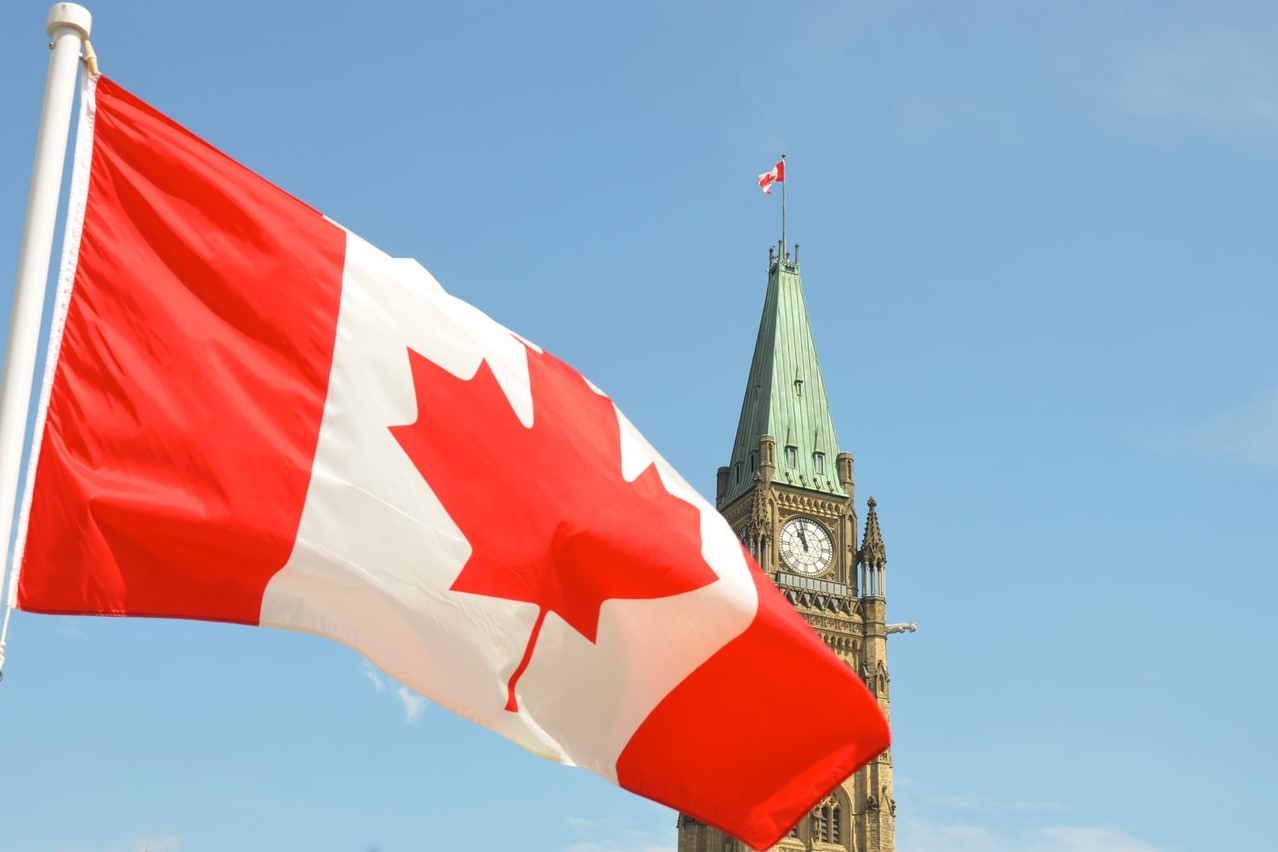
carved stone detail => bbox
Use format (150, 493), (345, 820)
(775, 489), (845, 518)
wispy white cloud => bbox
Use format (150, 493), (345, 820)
(127, 835), (182, 852)
(1113, 25), (1278, 130)
(1073, 8), (1278, 135)
(562, 841), (671, 852)
(54, 618), (84, 638)
(394, 684), (426, 722)
(1177, 386), (1278, 468)
(896, 780), (1163, 852)
(36, 834), (183, 852)
(922, 791), (1066, 812)
(898, 819), (1164, 852)
(360, 660), (428, 723)
(361, 659), (386, 693)
(563, 816), (675, 852)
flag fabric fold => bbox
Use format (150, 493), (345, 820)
(757, 158), (785, 194)
(11, 74), (888, 850)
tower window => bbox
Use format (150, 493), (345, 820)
(810, 800), (840, 843)
(734, 462), (742, 483)
(813, 451), (825, 474)
(794, 379), (803, 397)
(785, 445), (797, 467)
(749, 450), (757, 472)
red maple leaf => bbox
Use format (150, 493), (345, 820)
(390, 343), (718, 712)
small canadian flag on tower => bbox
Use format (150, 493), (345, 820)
(757, 156), (785, 194)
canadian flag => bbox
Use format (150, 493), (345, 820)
(12, 75), (888, 850)
(758, 158), (785, 194)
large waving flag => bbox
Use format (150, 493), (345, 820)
(10, 74), (889, 850)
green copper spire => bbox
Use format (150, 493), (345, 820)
(720, 243), (848, 509)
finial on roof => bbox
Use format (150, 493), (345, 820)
(860, 497), (886, 570)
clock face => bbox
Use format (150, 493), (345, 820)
(779, 517), (833, 575)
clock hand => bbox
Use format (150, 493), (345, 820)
(798, 529), (809, 551)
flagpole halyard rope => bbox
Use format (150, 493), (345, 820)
(83, 38), (99, 76)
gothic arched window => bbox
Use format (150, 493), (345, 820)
(810, 797), (841, 844)
(811, 805), (827, 842)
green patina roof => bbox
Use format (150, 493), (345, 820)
(720, 248), (847, 508)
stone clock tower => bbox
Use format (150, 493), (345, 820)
(677, 242), (900, 852)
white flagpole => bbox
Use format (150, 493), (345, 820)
(0, 3), (94, 676)
(780, 154), (786, 257)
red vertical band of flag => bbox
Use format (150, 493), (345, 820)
(617, 563), (889, 845)
(18, 76), (345, 621)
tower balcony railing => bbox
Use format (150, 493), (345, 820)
(774, 572), (850, 597)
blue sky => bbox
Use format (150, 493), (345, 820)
(1, 1), (1276, 850)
